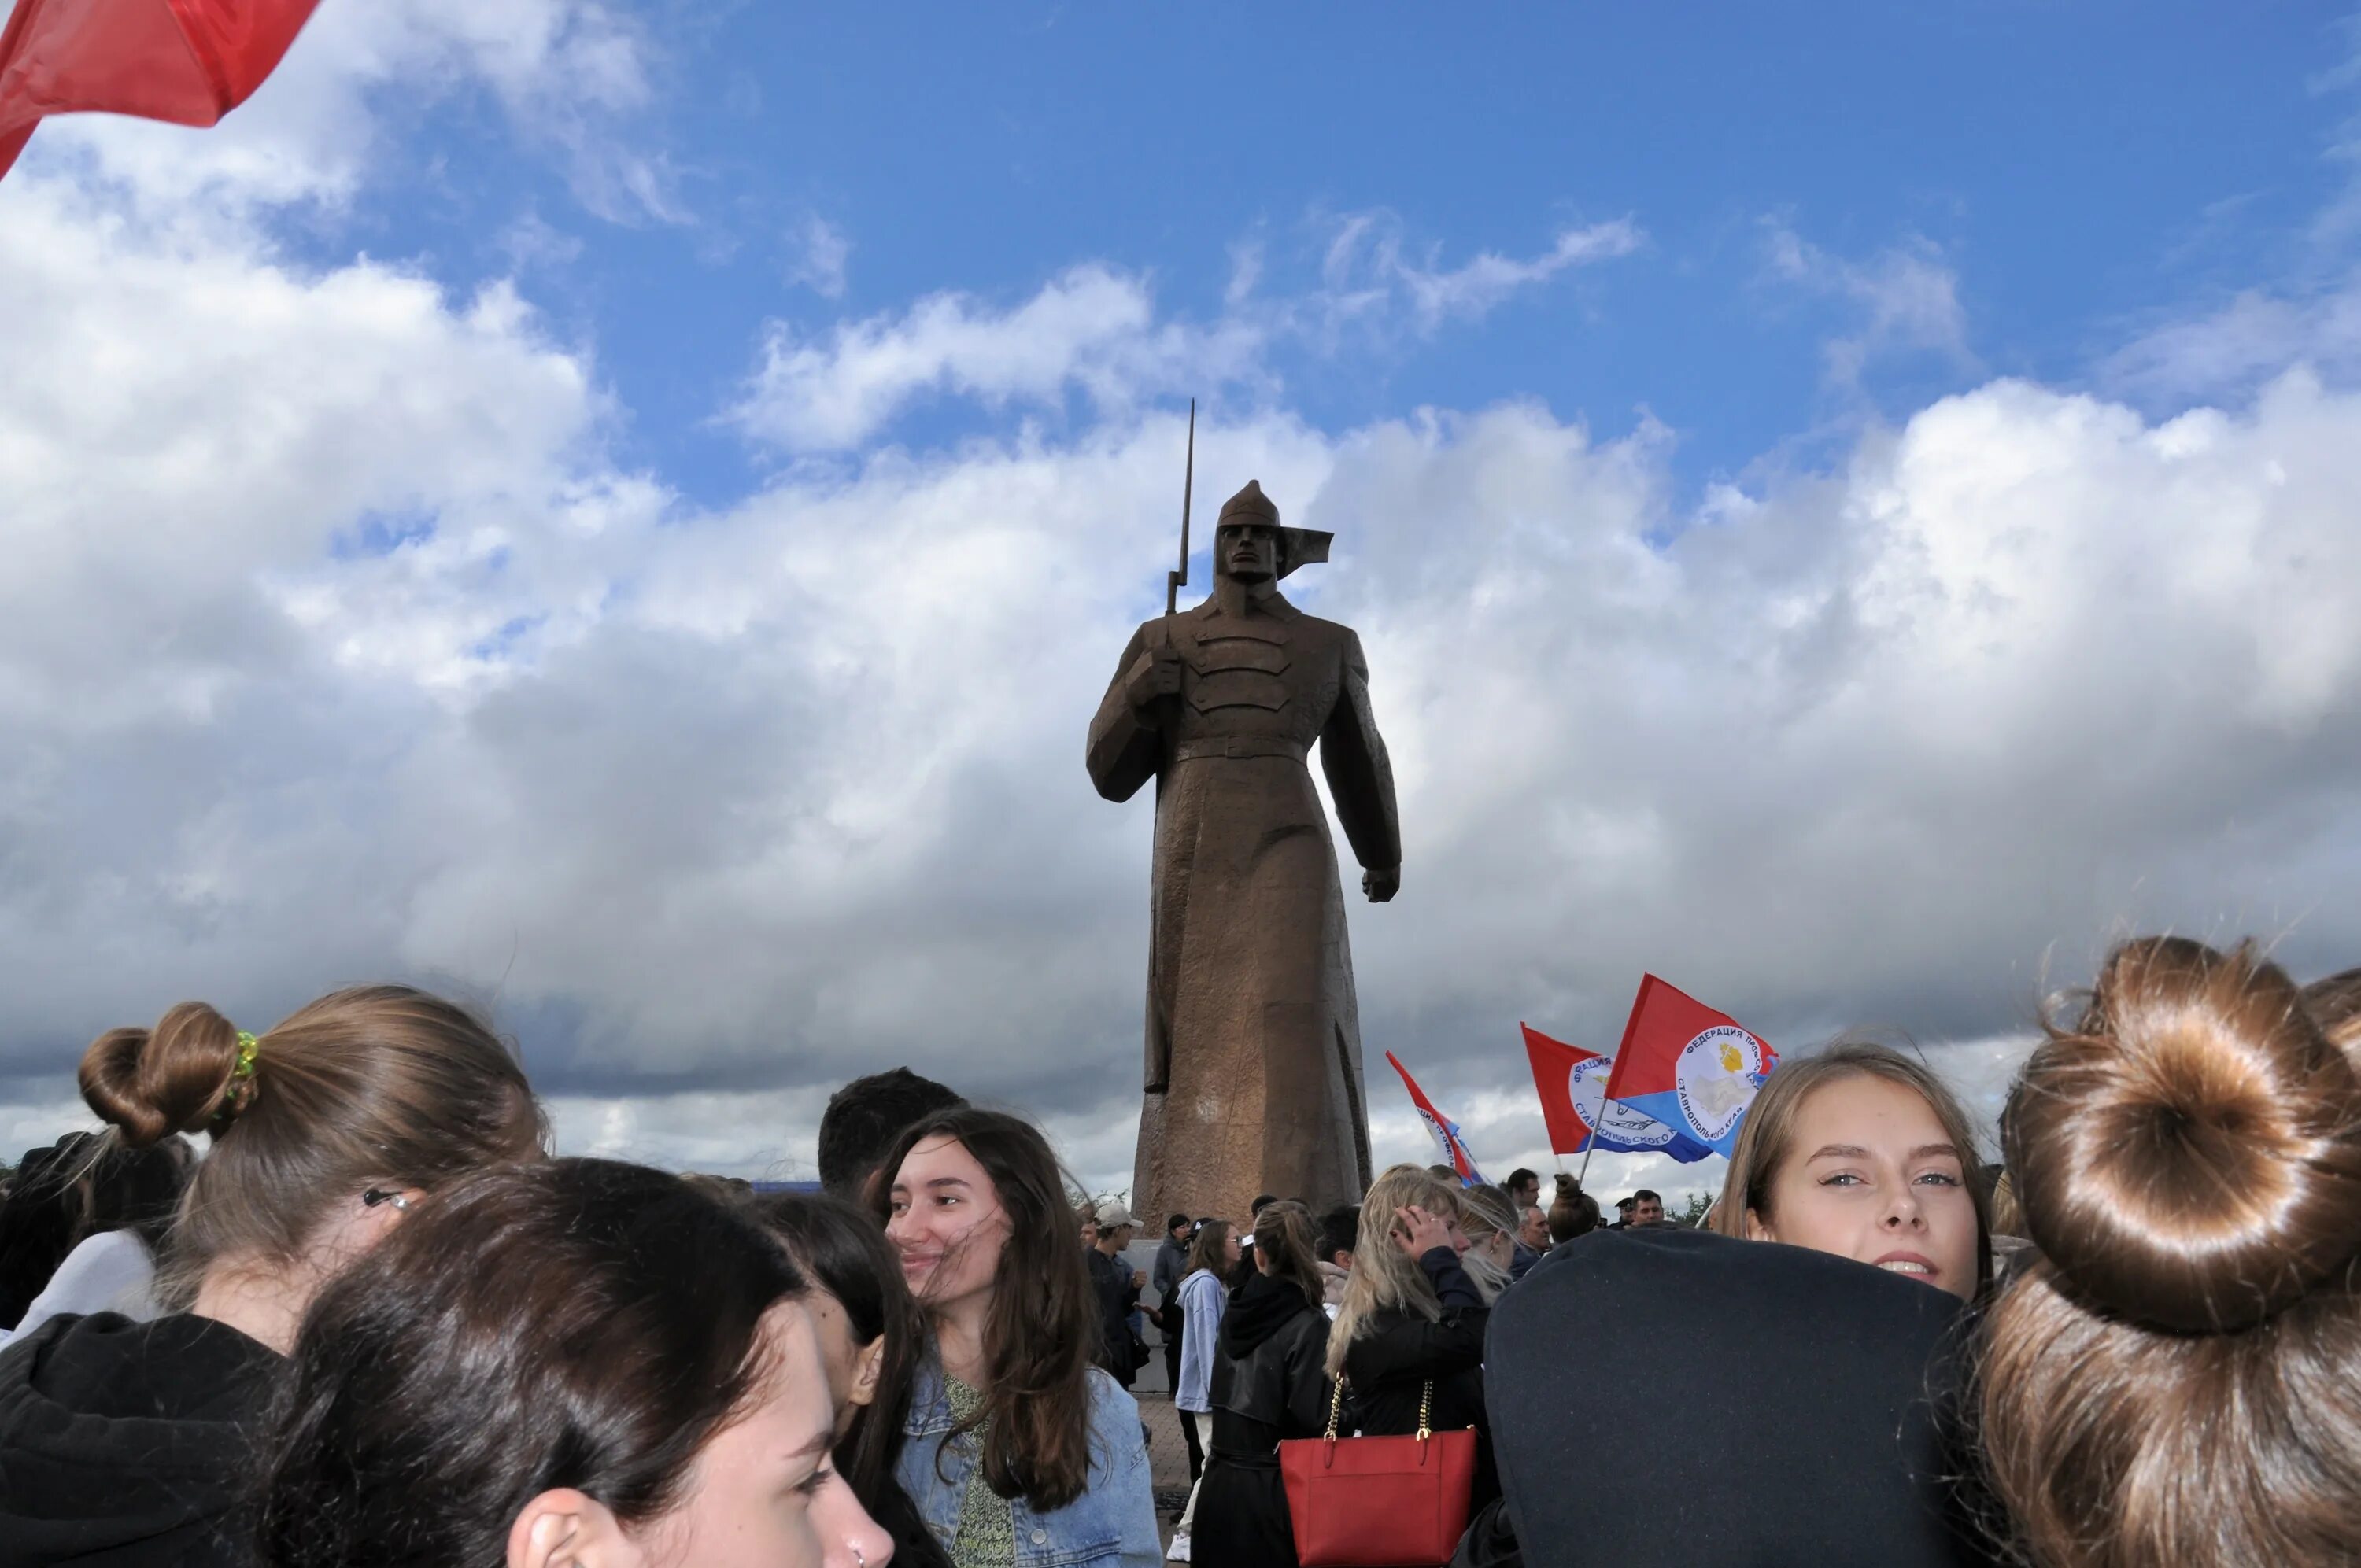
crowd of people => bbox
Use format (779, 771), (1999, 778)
(0, 935), (2355, 1566)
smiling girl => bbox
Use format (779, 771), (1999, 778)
(874, 1108), (1159, 1568)
(1711, 1042), (1993, 1301)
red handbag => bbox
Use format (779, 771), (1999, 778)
(1279, 1378), (1477, 1568)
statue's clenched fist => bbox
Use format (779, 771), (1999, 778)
(1125, 647), (1183, 714)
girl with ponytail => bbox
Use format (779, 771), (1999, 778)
(1192, 1201), (1335, 1567)
(0, 986), (544, 1566)
(1979, 938), (2361, 1566)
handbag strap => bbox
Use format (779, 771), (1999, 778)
(1323, 1375), (1436, 1444)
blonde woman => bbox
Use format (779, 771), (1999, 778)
(1325, 1165), (1496, 1507)
(1455, 1184), (1519, 1304)
(1710, 1041), (1992, 1301)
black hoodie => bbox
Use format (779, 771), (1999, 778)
(0, 1311), (280, 1567)
(1207, 1271), (1330, 1454)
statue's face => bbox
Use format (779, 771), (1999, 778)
(1218, 522), (1280, 582)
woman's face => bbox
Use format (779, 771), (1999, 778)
(803, 1287), (884, 1444)
(1745, 1074), (1979, 1301)
(1222, 1229), (1243, 1269)
(641, 1303), (891, 1568)
(885, 1134), (1010, 1312)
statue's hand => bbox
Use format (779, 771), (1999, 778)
(1363, 865), (1400, 903)
(1125, 648), (1183, 714)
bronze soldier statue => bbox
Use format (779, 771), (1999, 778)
(1088, 479), (1399, 1226)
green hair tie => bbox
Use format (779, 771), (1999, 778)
(212, 1030), (263, 1132)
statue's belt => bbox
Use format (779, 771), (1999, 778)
(1173, 736), (1308, 763)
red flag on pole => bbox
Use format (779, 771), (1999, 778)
(1520, 1022), (1713, 1161)
(0, 0), (324, 181)
(1598, 975), (1779, 1158)
(1384, 1051), (1489, 1186)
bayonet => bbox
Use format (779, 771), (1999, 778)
(1166, 399), (1195, 616)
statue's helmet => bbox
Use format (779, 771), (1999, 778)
(1214, 479), (1332, 580)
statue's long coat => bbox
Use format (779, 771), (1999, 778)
(1087, 585), (1398, 1225)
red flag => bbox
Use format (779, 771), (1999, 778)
(1598, 975), (1779, 1157)
(1384, 1051), (1488, 1186)
(1520, 1023), (1597, 1156)
(0, 0), (324, 181)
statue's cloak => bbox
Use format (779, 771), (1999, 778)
(1087, 588), (1398, 1223)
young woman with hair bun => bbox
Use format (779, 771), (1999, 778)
(872, 1107), (1159, 1568)
(260, 1159), (889, 1568)
(0, 986), (546, 1566)
(1979, 937), (2361, 1567)
(1710, 1040), (1993, 1301)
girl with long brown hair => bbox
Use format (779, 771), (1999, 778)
(1979, 937), (2361, 1566)
(0, 985), (546, 1566)
(1192, 1201), (1333, 1568)
(874, 1107), (1158, 1567)
(1172, 1218), (1236, 1487)
(1711, 1040), (1993, 1301)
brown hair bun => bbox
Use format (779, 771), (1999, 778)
(79, 1002), (244, 1148)
(2008, 938), (2361, 1333)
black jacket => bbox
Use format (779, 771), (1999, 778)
(1084, 1245), (1140, 1381)
(1339, 1246), (1495, 1506)
(1490, 1227), (1990, 1568)
(1207, 1271), (1329, 1455)
(0, 1311), (281, 1567)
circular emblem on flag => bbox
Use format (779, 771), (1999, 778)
(1672, 1025), (1771, 1143)
(1568, 1056), (1676, 1147)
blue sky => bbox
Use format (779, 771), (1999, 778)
(6, 2), (2361, 1199)
(328, 3), (2359, 501)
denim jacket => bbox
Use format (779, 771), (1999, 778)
(897, 1354), (1161, 1568)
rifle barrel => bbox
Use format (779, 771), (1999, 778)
(1166, 399), (1195, 615)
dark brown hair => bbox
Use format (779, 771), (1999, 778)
(79, 987), (544, 1301)
(1252, 1200), (1326, 1313)
(1979, 938), (2361, 1566)
(259, 1159), (804, 1566)
(817, 1066), (966, 1203)
(1187, 1218), (1233, 1277)
(1547, 1172), (1599, 1245)
(754, 1192), (951, 1568)
(868, 1106), (1102, 1511)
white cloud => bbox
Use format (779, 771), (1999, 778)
(1765, 221), (1974, 387)
(1323, 214), (1645, 333)
(727, 215), (1642, 456)
(726, 264), (1268, 452)
(2102, 275), (2361, 404)
(787, 215), (852, 301)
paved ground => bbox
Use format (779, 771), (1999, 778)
(1137, 1388), (1190, 1552)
